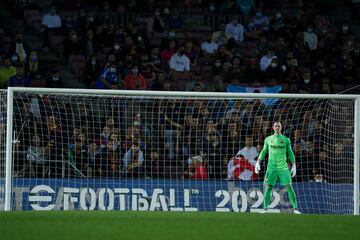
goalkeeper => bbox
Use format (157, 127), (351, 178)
(255, 121), (301, 214)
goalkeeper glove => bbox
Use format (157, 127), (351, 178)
(255, 160), (261, 174)
(291, 163), (296, 177)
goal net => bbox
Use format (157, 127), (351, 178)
(0, 90), (6, 211)
(2, 88), (359, 214)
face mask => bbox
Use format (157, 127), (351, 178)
(11, 56), (18, 62)
(276, 13), (282, 19)
(271, 63), (277, 68)
(91, 60), (96, 65)
(256, 12), (262, 18)
(164, 8), (170, 14)
(322, 28), (327, 33)
(88, 17), (94, 22)
(154, 11), (160, 16)
(132, 69), (138, 74)
(304, 79), (310, 84)
(215, 63), (221, 67)
(315, 179), (322, 183)
(209, 5), (215, 12)
(52, 77), (59, 81)
(114, 45), (120, 50)
(110, 67), (117, 72)
(168, 32), (175, 38)
(307, 27), (313, 32)
(343, 26), (349, 31)
(137, 36), (143, 42)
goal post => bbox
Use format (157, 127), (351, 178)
(1, 87), (360, 214)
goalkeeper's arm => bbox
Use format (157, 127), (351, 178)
(255, 139), (268, 174)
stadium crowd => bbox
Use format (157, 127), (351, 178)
(0, 0), (357, 183)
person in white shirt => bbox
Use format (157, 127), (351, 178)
(235, 136), (258, 166)
(303, 25), (318, 51)
(225, 16), (245, 44)
(260, 49), (277, 71)
(169, 46), (190, 72)
(201, 35), (218, 55)
(42, 7), (62, 48)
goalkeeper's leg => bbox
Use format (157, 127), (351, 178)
(286, 184), (298, 209)
(264, 184), (273, 209)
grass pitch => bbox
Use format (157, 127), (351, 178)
(0, 211), (359, 240)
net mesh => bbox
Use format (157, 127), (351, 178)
(5, 91), (356, 214)
(0, 90), (7, 211)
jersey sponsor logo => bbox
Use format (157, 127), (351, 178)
(270, 145), (285, 149)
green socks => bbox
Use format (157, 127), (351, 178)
(264, 185), (272, 209)
(264, 185), (298, 209)
(286, 185), (298, 209)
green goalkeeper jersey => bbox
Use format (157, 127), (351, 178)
(258, 134), (295, 171)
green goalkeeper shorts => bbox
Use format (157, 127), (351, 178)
(264, 169), (292, 186)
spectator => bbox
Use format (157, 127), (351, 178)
(298, 71), (315, 93)
(26, 135), (49, 178)
(265, 57), (285, 82)
(203, 132), (225, 179)
(95, 60), (121, 89)
(165, 8), (184, 31)
(235, 136), (258, 167)
(86, 143), (101, 177)
(63, 30), (83, 61)
(169, 46), (191, 73)
(27, 51), (39, 79)
(260, 48), (276, 71)
(84, 55), (101, 88)
(101, 139), (121, 178)
(124, 65), (147, 90)
(46, 69), (64, 88)
(303, 25), (318, 51)
(243, 57), (263, 83)
(122, 143), (144, 178)
(184, 40), (198, 66)
(8, 32), (29, 64)
(251, 8), (270, 32)
(161, 39), (177, 67)
(149, 46), (164, 72)
(151, 72), (168, 90)
(83, 29), (98, 57)
(340, 57), (360, 83)
(212, 23), (231, 46)
(146, 8), (166, 38)
(225, 16), (245, 48)
(8, 66), (31, 87)
(0, 56), (16, 88)
(41, 7), (62, 48)
(201, 34), (218, 55)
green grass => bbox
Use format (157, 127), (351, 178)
(0, 211), (359, 240)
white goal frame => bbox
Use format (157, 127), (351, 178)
(3, 87), (360, 214)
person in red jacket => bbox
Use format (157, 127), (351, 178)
(124, 65), (147, 90)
